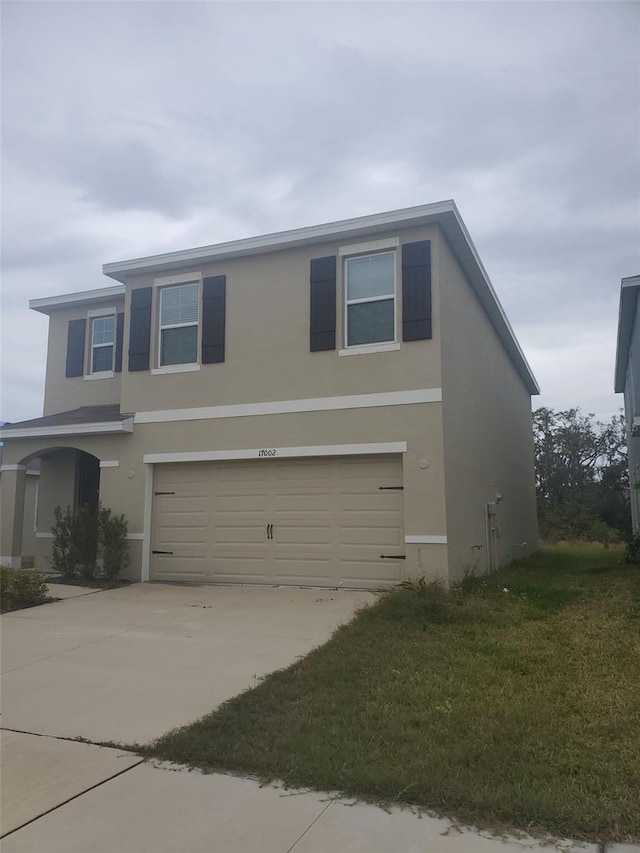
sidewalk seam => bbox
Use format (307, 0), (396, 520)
(286, 798), (335, 853)
(0, 758), (145, 840)
(0, 726), (138, 752)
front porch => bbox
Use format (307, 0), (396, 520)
(0, 406), (134, 571)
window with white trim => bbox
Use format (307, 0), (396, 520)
(90, 315), (115, 373)
(159, 282), (199, 366)
(344, 251), (395, 347)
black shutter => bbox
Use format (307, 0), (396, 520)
(310, 256), (336, 351)
(65, 318), (86, 377)
(202, 275), (226, 364)
(114, 311), (124, 373)
(402, 240), (432, 341)
(128, 287), (152, 371)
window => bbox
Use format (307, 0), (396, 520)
(91, 315), (115, 373)
(159, 282), (199, 366)
(345, 252), (395, 347)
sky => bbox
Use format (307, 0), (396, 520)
(1, 0), (639, 424)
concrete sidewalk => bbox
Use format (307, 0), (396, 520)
(1, 736), (602, 853)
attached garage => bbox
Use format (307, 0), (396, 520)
(150, 454), (405, 589)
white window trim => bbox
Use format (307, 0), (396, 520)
(151, 363), (201, 376)
(343, 250), (397, 350)
(85, 371), (114, 381)
(158, 280), (201, 369)
(338, 237), (399, 256)
(88, 311), (116, 376)
(338, 342), (400, 357)
(87, 305), (117, 318)
(154, 272), (202, 287)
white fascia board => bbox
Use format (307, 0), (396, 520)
(30, 285), (125, 315)
(134, 389), (441, 425)
(143, 442), (407, 465)
(0, 418), (134, 440)
(615, 275), (640, 393)
(103, 201), (456, 280)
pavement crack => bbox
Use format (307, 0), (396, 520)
(0, 757), (145, 840)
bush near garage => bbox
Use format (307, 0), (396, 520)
(0, 566), (48, 612)
(51, 503), (130, 582)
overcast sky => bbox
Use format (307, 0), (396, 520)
(1, 1), (638, 424)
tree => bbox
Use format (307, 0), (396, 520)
(532, 407), (629, 541)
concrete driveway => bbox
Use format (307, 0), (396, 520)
(1, 582), (373, 743)
(0, 584), (605, 852)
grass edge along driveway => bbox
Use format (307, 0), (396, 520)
(142, 546), (640, 845)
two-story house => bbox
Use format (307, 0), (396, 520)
(615, 274), (640, 533)
(0, 201), (539, 587)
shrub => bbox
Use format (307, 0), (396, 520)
(51, 504), (98, 580)
(1, 566), (48, 612)
(97, 506), (130, 581)
(51, 503), (129, 582)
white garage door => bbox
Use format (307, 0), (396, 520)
(150, 454), (404, 588)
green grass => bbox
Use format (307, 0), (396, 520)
(143, 545), (640, 843)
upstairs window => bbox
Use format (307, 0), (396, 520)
(159, 282), (199, 366)
(91, 315), (115, 373)
(345, 252), (395, 347)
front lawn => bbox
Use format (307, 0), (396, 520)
(143, 545), (640, 843)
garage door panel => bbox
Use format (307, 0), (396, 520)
(214, 464), (269, 482)
(151, 454), (404, 587)
(214, 526), (266, 543)
(214, 495), (267, 513)
(273, 461), (331, 481)
(340, 527), (402, 546)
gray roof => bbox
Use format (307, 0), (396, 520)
(1, 405), (129, 431)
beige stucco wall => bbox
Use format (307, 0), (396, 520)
(117, 223), (442, 415)
(1, 399), (449, 583)
(43, 303), (124, 416)
(439, 235), (539, 580)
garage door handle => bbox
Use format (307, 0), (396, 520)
(379, 554), (406, 560)
(378, 486), (404, 491)
(266, 524), (273, 540)
(152, 550), (173, 555)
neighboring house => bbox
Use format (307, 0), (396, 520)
(0, 201), (539, 587)
(614, 274), (640, 534)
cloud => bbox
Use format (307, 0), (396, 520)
(1, 0), (638, 422)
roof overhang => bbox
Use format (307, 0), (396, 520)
(102, 200), (539, 395)
(0, 418), (134, 440)
(614, 275), (640, 393)
(30, 285), (125, 315)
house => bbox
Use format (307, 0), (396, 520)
(0, 201), (539, 587)
(614, 274), (640, 534)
